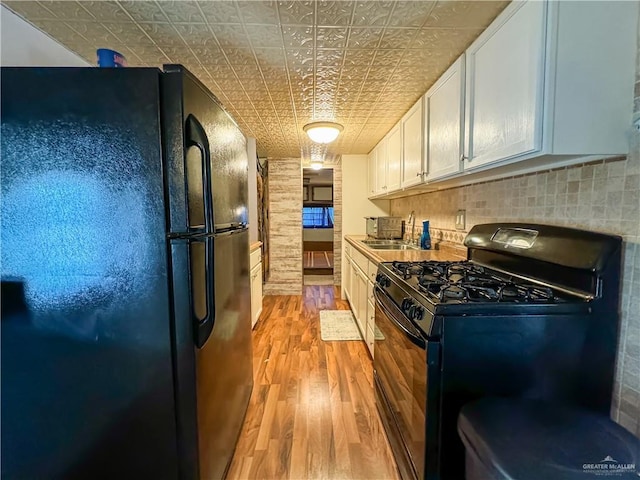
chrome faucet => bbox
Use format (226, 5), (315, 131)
(408, 211), (416, 245)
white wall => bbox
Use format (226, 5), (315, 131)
(341, 154), (390, 296)
(303, 228), (333, 242)
(1, 6), (89, 66)
(247, 138), (259, 243)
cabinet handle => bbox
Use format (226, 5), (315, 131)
(460, 154), (468, 162)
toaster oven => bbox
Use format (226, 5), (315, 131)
(365, 217), (404, 239)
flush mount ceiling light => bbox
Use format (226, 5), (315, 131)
(303, 121), (343, 144)
(310, 160), (324, 170)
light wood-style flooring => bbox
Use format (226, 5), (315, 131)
(226, 286), (399, 480)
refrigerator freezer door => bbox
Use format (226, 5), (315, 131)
(178, 66), (249, 230)
(196, 228), (253, 480)
(184, 115), (214, 235)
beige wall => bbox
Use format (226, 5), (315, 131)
(303, 228), (333, 242)
(341, 154), (390, 237)
(390, 17), (640, 435)
(341, 154), (391, 296)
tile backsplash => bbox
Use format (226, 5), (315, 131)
(391, 151), (640, 435)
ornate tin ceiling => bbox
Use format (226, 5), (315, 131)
(2, 1), (508, 161)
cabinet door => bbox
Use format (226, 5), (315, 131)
(426, 55), (465, 181)
(374, 141), (387, 194)
(350, 259), (359, 313)
(386, 124), (402, 192)
(356, 269), (368, 336)
(464, 0), (546, 169)
(344, 254), (352, 301)
(401, 98), (425, 188)
(366, 299), (375, 357)
(250, 262), (262, 329)
(367, 151), (376, 197)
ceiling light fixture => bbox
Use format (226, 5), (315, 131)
(303, 121), (343, 144)
(310, 160), (324, 170)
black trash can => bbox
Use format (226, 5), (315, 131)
(457, 398), (640, 480)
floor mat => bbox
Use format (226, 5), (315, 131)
(319, 310), (384, 341)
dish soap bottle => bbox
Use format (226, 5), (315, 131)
(420, 220), (431, 250)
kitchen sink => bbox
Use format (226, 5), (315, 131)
(362, 239), (406, 245)
(366, 244), (419, 251)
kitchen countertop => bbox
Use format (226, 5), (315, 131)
(345, 235), (466, 264)
(250, 241), (262, 253)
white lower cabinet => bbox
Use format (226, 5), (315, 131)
(351, 263), (367, 337)
(250, 250), (263, 329)
(344, 241), (377, 358)
(366, 299), (375, 357)
(344, 255), (352, 302)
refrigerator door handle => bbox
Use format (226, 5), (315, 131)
(190, 235), (215, 348)
(185, 114), (215, 234)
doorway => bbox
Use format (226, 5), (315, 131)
(302, 168), (334, 286)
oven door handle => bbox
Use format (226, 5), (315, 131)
(374, 286), (426, 349)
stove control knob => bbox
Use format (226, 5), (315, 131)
(407, 304), (424, 321)
(381, 275), (391, 287)
(401, 298), (414, 314)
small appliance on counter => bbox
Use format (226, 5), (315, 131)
(365, 216), (404, 239)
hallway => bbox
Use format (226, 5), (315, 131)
(226, 286), (399, 480)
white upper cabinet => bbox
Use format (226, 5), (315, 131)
(369, 129), (401, 197)
(425, 55), (465, 182)
(401, 98), (425, 188)
(464, 0), (545, 169)
(375, 139), (387, 194)
(367, 0), (636, 197)
(462, 0), (636, 175)
(386, 124), (402, 192)
(367, 150), (376, 197)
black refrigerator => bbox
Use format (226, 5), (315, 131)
(0, 65), (253, 479)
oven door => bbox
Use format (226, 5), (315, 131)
(373, 286), (441, 480)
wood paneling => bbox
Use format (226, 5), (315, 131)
(264, 159), (303, 295)
(226, 286), (399, 480)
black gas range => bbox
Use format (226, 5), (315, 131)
(373, 224), (622, 480)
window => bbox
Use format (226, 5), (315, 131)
(302, 207), (334, 228)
